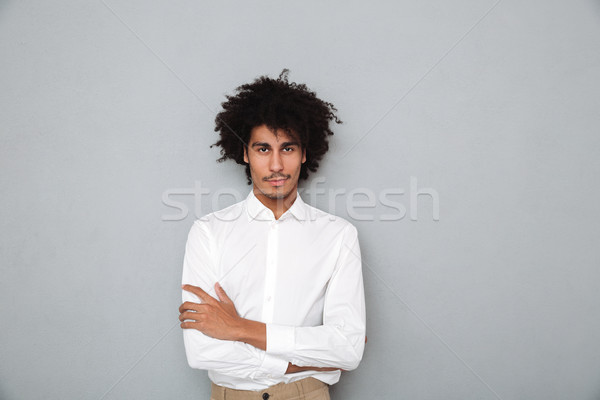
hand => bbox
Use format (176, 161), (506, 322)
(286, 363), (341, 374)
(179, 283), (243, 342)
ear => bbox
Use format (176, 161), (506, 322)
(243, 146), (249, 163)
(302, 148), (306, 164)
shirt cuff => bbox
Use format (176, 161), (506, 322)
(266, 324), (295, 355)
(258, 353), (289, 377)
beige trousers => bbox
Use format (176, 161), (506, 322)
(210, 377), (330, 400)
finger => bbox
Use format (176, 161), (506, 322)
(178, 301), (199, 314)
(182, 284), (215, 304)
(214, 282), (232, 304)
(180, 321), (204, 330)
(179, 301), (195, 314)
(314, 367), (340, 372)
(178, 302), (209, 314)
(179, 310), (208, 322)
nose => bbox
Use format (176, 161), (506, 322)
(269, 151), (283, 172)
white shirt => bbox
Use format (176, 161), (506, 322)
(181, 189), (366, 390)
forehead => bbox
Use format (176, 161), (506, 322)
(249, 125), (298, 145)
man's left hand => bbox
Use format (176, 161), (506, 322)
(179, 283), (243, 342)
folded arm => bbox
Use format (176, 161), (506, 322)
(266, 225), (366, 371)
(180, 221), (366, 374)
(180, 221), (288, 379)
(181, 283), (340, 374)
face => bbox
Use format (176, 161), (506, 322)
(244, 124), (306, 205)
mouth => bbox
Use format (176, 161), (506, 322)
(266, 178), (288, 187)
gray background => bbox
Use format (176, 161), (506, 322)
(2, 0), (600, 399)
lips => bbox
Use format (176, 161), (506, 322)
(267, 178), (287, 187)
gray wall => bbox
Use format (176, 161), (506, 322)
(2, 1), (600, 399)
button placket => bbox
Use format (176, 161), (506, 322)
(261, 221), (278, 323)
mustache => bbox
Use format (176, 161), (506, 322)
(263, 174), (290, 181)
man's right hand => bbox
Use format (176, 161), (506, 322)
(285, 363), (341, 374)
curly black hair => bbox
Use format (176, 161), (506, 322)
(211, 69), (342, 184)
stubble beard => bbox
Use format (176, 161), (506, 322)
(262, 189), (291, 200)
(256, 184), (294, 200)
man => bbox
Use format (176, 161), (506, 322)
(178, 70), (366, 400)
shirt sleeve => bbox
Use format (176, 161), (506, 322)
(265, 224), (366, 371)
(181, 219), (289, 379)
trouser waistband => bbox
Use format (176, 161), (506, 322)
(210, 377), (329, 400)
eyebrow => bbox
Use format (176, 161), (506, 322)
(251, 141), (300, 148)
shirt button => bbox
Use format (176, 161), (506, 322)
(266, 296), (272, 302)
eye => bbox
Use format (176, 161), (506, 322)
(283, 147), (294, 152)
(257, 147), (269, 153)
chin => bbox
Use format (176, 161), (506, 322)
(263, 192), (288, 200)
(264, 194), (286, 200)
(262, 187), (292, 200)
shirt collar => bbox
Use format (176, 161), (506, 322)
(245, 189), (309, 222)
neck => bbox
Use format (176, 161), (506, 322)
(253, 188), (298, 220)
